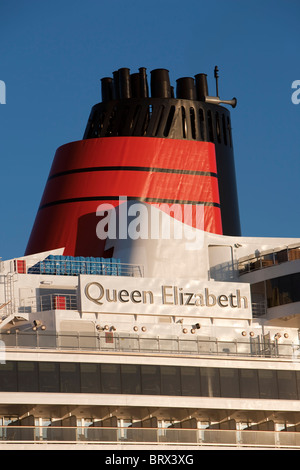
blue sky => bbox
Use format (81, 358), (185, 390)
(0, 0), (299, 260)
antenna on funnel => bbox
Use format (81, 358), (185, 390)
(204, 65), (237, 108)
(214, 65), (219, 97)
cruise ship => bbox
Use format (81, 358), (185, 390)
(1, 66), (300, 451)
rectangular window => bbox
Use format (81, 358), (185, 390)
(296, 371), (300, 398)
(120, 365), (141, 394)
(39, 362), (60, 392)
(200, 368), (220, 397)
(100, 364), (121, 394)
(181, 367), (201, 396)
(18, 362), (39, 392)
(277, 370), (298, 400)
(266, 273), (300, 308)
(219, 368), (239, 398)
(80, 363), (100, 393)
(258, 369), (278, 399)
(0, 361), (17, 391)
(141, 365), (161, 395)
(161, 366), (181, 396)
(239, 369), (259, 398)
(291, 273), (300, 302)
(60, 363), (80, 393)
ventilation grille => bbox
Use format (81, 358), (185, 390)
(84, 98), (232, 146)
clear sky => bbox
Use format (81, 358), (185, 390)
(0, 0), (299, 260)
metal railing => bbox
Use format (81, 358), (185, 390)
(1, 425), (300, 448)
(18, 258), (144, 278)
(18, 293), (78, 313)
(251, 301), (267, 317)
(238, 245), (300, 275)
(210, 244), (300, 281)
(0, 330), (298, 359)
(40, 294), (78, 312)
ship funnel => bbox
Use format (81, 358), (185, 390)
(25, 64), (241, 259)
(205, 96), (237, 108)
(176, 77), (196, 100)
(150, 69), (171, 98)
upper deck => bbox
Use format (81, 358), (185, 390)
(1, 334), (300, 450)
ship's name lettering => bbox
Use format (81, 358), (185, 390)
(85, 282), (154, 306)
(85, 282), (248, 309)
(162, 285), (248, 308)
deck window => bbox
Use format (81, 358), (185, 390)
(220, 368), (239, 398)
(121, 364), (141, 394)
(17, 362), (38, 392)
(180, 367), (201, 396)
(141, 365), (161, 395)
(0, 361), (299, 401)
(161, 366), (181, 396)
(200, 367), (220, 397)
(101, 364), (121, 394)
(258, 370), (278, 399)
(277, 370), (298, 400)
(80, 363), (100, 393)
(39, 362), (60, 392)
(60, 363), (80, 393)
(239, 369), (259, 398)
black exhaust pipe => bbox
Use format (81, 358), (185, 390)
(195, 73), (209, 101)
(139, 67), (149, 98)
(118, 67), (131, 99)
(112, 70), (120, 100)
(101, 77), (113, 102)
(150, 69), (171, 98)
(176, 77), (196, 100)
(130, 73), (140, 98)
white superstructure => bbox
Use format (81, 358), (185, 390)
(1, 229), (300, 450)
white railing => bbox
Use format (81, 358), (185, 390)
(19, 294), (78, 313)
(251, 301), (267, 317)
(0, 426), (300, 449)
(15, 257), (144, 278)
(0, 330), (297, 359)
(238, 244), (300, 275)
